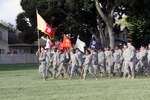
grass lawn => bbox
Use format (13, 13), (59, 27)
(0, 64), (150, 100)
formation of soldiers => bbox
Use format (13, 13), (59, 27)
(36, 41), (150, 81)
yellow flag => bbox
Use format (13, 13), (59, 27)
(36, 12), (47, 33)
(36, 12), (54, 39)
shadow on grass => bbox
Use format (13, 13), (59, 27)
(0, 64), (38, 71)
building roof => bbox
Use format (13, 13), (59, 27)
(9, 39), (46, 47)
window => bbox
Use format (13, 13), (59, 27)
(0, 49), (5, 54)
(0, 31), (2, 39)
(123, 33), (126, 40)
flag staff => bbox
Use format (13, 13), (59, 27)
(89, 35), (94, 48)
(36, 9), (40, 50)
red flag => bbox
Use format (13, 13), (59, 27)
(37, 12), (54, 39)
(45, 23), (54, 39)
(57, 42), (67, 53)
(63, 36), (72, 49)
(57, 42), (64, 50)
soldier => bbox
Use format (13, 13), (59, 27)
(83, 49), (98, 80)
(126, 41), (136, 79)
(136, 46), (148, 76)
(56, 50), (66, 78)
(45, 48), (53, 77)
(135, 49), (140, 75)
(104, 47), (114, 78)
(75, 48), (84, 79)
(36, 47), (48, 80)
(91, 49), (99, 78)
(122, 43), (130, 78)
(51, 48), (60, 79)
(68, 49), (81, 80)
(98, 48), (106, 77)
(147, 44), (150, 76)
(113, 46), (123, 77)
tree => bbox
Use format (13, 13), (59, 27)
(18, 0), (146, 49)
(16, 12), (37, 43)
(19, 0), (97, 45)
(94, 0), (137, 49)
(125, 0), (150, 48)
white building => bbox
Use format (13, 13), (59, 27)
(0, 23), (10, 54)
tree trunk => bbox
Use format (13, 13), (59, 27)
(95, 0), (115, 49)
(106, 23), (115, 49)
(97, 18), (107, 48)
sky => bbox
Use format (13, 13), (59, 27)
(0, 0), (23, 25)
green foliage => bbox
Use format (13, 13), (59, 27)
(18, 0), (97, 44)
(125, 0), (150, 48)
(17, 0), (150, 46)
(16, 12), (37, 44)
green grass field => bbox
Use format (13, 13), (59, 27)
(0, 64), (150, 100)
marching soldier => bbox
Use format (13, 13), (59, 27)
(45, 48), (53, 77)
(36, 47), (48, 80)
(98, 48), (106, 77)
(125, 41), (136, 79)
(136, 46), (148, 76)
(68, 49), (81, 79)
(135, 49), (140, 75)
(91, 49), (99, 78)
(83, 49), (98, 80)
(51, 48), (60, 79)
(147, 44), (150, 76)
(113, 46), (123, 77)
(104, 47), (114, 78)
(122, 43), (129, 78)
(56, 50), (66, 78)
(75, 48), (84, 79)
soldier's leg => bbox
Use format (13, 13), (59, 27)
(139, 62), (144, 76)
(93, 65), (99, 79)
(113, 63), (117, 76)
(40, 65), (47, 80)
(147, 61), (150, 76)
(47, 64), (53, 77)
(142, 61), (148, 76)
(123, 62), (129, 78)
(66, 66), (72, 77)
(78, 66), (83, 79)
(52, 65), (57, 79)
(45, 67), (48, 78)
(108, 62), (113, 78)
(135, 61), (140, 76)
(75, 67), (81, 78)
(129, 61), (135, 79)
(105, 62), (109, 77)
(83, 65), (89, 80)
(56, 65), (63, 78)
(99, 64), (106, 77)
(39, 64), (42, 74)
(69, 64), (76, 79)
(117, 63), (122, 77)
(145, 61), (150, 76)
(121, 62), (125, 76)
(89, 66), (94, 76)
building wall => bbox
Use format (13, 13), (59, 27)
(0, 54), (38, 64)
(0, 25), (8, 42)
(0, 25), (9, 54)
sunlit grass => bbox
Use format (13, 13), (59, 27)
(0, 64), (150, 100)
